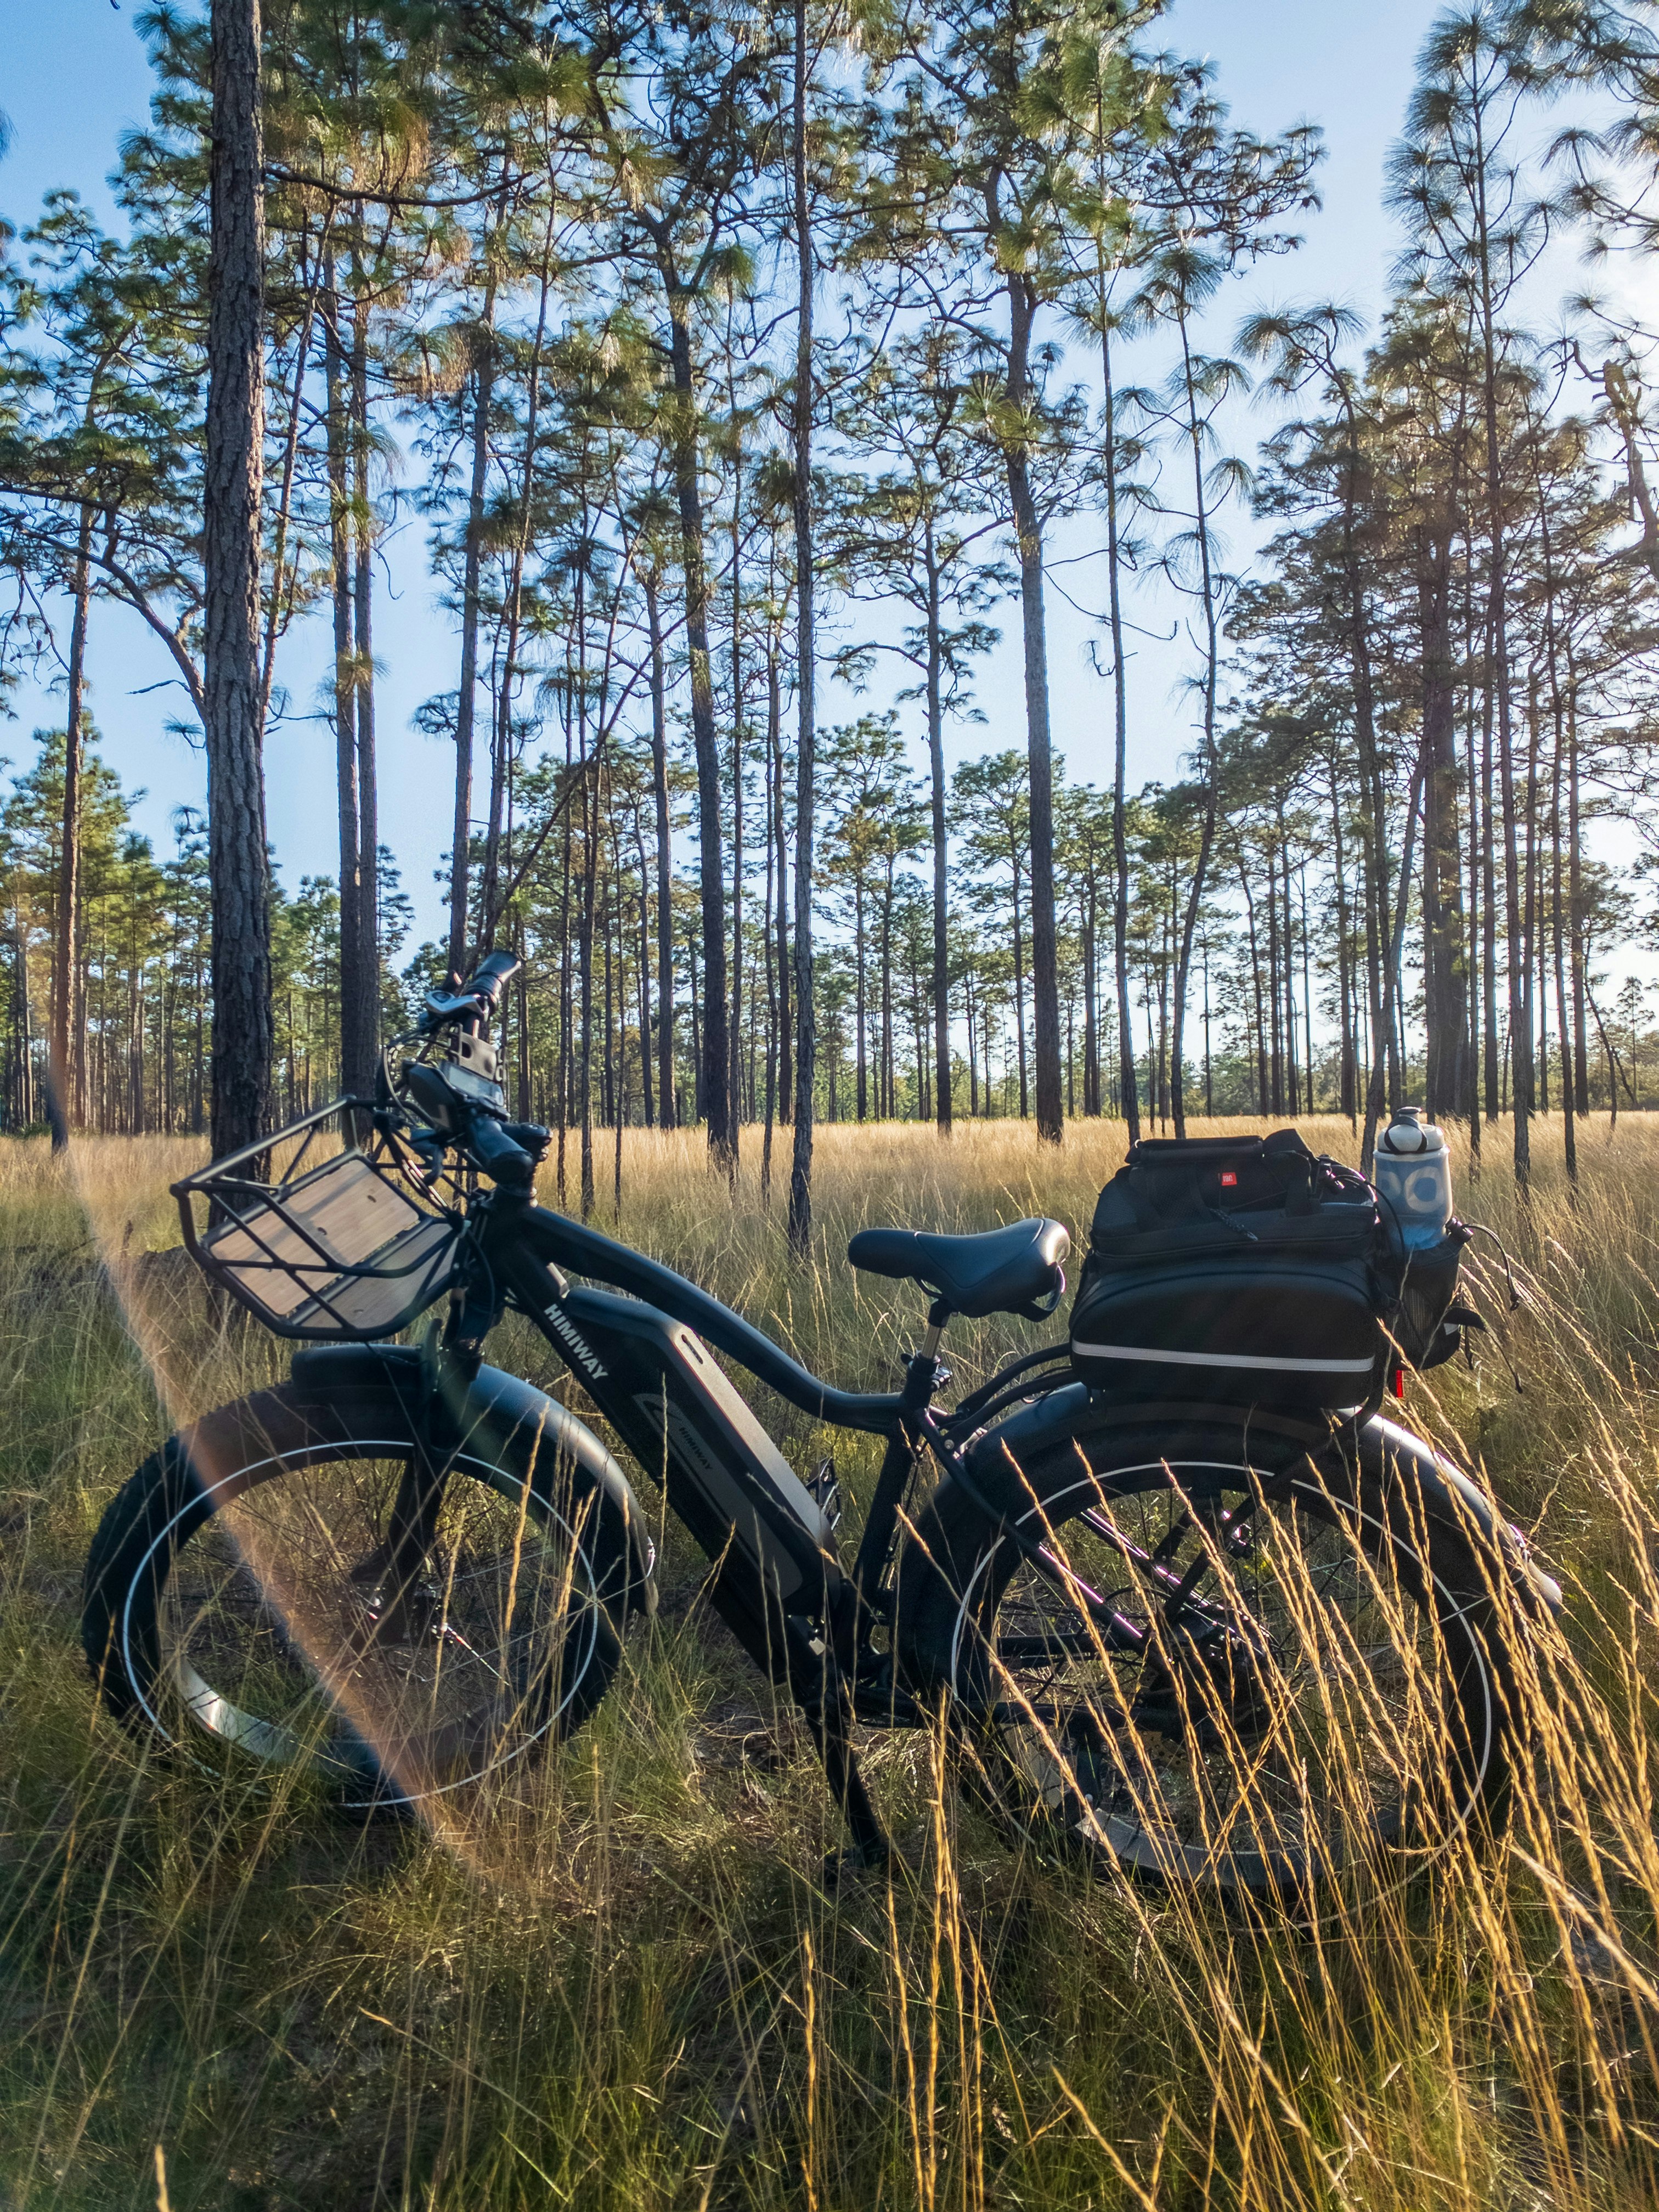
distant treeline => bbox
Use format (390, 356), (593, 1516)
(3, 0), (1658, 1205)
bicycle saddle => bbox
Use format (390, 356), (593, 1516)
(847, 1217), (1070, 1320)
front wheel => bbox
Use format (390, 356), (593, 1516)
(83, 1376), (636, 1811)
(896, 1412), (1532, 1901)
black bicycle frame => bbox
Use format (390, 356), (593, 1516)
(465, 1197), (946, 1696)
(417, 1189), (985, 1865)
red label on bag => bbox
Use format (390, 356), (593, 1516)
(1220, 1171), (1237, 1187)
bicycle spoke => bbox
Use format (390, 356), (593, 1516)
(155, 1448), (601, 1795)
(972, 1470), (1454, 1883)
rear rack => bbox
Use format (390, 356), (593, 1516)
(172, 1099), (465, 1342)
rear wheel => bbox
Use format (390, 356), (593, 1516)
(83, 1380), (633, 1810)
(896, 1415), (1523, 1900)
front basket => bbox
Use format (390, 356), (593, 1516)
(173, 1100), (464, 1341)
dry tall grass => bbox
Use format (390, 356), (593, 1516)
(2, 1113), (1658, 2208)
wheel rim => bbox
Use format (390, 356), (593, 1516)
(949, 1458), (1495, 1893)
(126, 1441), (608, 1806)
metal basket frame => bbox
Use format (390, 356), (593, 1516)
(172, 1098), (468, 1342)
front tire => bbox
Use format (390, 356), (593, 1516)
(897, 1412), (1527, 1900)
(83, 1378), (634, 1811)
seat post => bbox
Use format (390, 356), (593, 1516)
(918, 1296), (951, 1361)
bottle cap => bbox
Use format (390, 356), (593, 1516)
(1384, 1108), (1427, 1153)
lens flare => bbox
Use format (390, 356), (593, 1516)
(66, 1129), (568, 1872)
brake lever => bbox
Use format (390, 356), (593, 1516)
(379, 1112), (442, 1182)
(406, 1131), (446, 1186)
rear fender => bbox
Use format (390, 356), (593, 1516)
(962, 1385), (1339, 1478)
(1355, 1414), (1561, 1618)
(289, 1342), (656, 1616)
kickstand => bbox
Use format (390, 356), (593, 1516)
(809, 1697), (891, 1883)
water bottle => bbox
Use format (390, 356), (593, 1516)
(1374, 1108), (1453, 1250)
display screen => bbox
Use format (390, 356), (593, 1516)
(443, 1060), (507, 1114)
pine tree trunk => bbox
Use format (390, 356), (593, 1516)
(204, 0), (272, 1164)
(1362, 740), (1427, 1173)
(1567, 652), (1589, 1114)
(327, 263), (370, 1114)
(48, 507), (93, 1150)
(761, 732), (777, 1197)
(1420, 512), (1466, 1120)
(770, 631), (791, 1126)
(328, 283), (362, 1097)
(645, 574), (676, 1129)
(1329, 758), (1356, 1126)
(1097, 320), (1141, 1143)
(854, 880), (867, 1123)
(1082, 868), (1098, 1117)
(728, 541), (744, 1158)
(1003, 271), (1062, 1144)
(664, 292), (731, 1170)
(924, 537), (951, 1132)
(787, 0), (816, 1255)
(579, 750), (597, 1220)
(880, 868), (895, 1119)
(633, 808), (654, 1129)
(1280, 828), (1299, 1115)
(1460, 536), (1483, 1146)
(1169, 314), (1222, 1143)
(1011, 857), (1028, 1119)
(448, 263), (498, 985)
(350, 253), (379, 1099)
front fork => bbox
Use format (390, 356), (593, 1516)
(351, 1321), (469, 1641)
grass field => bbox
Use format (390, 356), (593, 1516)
(4, 1114), (1659, 2210)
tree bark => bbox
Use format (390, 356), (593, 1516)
(1170, 313), (1223, 1141)
(787, 0), (816, 1255)
(447, 257), (498, 986)
(1419, 509), (1466, 1119)
(645, 573), (676, 1128)
(325, 264), (363, 1109)
(1567, 646), (1589, 1114)
(770, 624), (791, 1125)
(1602, 359), (1659, 588)
(204, 0), (273, 1164)
(727, 445), (744, 1158)
(48, 507), (93, 1149)
(1362, 737), (1428, 1174)
(664, 291), (732, 1170)
(1470, 116), (1528, 1184)
(924, 533), (951, 1131)
(1100, 324), (1140, 1143)
(1003, 270), (1062, 1144)
(350, 276), (379, 1092)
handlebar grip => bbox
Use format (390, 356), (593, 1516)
(465, 950), (521, 1008)
(465, 1108), (534, 1193)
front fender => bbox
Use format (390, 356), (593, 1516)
(289, 1342), (656, 1617)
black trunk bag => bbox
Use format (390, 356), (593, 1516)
(1069, 1131), (1409, 1409)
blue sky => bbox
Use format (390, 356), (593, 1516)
(0, 0), (1615, 945)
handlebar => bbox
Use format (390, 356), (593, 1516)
(397, 1058), (540, 1194)
(468, 949), (521, 1008)
(464, 1108), (535, 1194)
(420, 949), (523, 1034)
